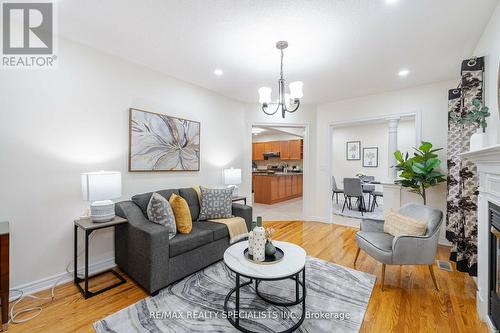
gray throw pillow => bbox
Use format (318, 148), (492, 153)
(147, 192), (177, 239)
(198, 187), (233, 220)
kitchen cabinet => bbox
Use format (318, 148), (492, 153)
(252, 139), (303, 161)
(253, 173), (303, 204)
(279, 141), (290, 159)
(253, 142), (265, 160)
(289, 140), (302, 160)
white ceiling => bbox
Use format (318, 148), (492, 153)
(57, 0), (498, 104)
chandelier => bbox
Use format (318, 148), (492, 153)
(258, 41), (303, 118)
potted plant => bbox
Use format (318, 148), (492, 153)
(394, 141), (446, 205)
(450, 98), (490, 150)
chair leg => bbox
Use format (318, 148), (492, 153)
(354, 247), (361, 266)
(381, 263), (386, 291)
(428, 265), (439, 291)
(336, 193), (339, 205)
(342, 197), (347, 213)
(360, 197), (364, 216)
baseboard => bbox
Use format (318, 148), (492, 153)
(9, 257), (116, 301)
(305, 215), (330, 223)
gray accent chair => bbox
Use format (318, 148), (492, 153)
(354, 203), (443, 291)
(114, 188), (252, 295)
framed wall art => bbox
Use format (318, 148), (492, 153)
(362, 147), (378, 167)
(346, 141), (361, 160)
(129, 108), (200, 171)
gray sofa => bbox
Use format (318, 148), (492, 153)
(114, 188), (252, 295)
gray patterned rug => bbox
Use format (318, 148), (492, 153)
(94, 257), (375, 333)
(332, 201), (384, 220)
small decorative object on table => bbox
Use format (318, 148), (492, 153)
(265, 227), (276, 256)
(252, 216), (266, 262)
(248, 220), (257, 256)
(81, 171), (122, 222)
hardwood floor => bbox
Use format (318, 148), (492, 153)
(7, 221), (486, 332)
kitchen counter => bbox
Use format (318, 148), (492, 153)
(253, 173), (303, 204)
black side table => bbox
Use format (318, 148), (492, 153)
(74, 217), (127, 299)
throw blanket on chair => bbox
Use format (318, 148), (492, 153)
(209, 217), (248, 244)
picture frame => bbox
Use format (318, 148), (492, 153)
(363, 147), (379, 167)
(346, 141), (361, 160)
(129, 108), (200, 171)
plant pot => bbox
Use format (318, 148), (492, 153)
(470, 128), (488, 151)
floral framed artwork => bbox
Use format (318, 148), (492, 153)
(129, 108), (200, 171)
(346, 141), (361, 160)
(362, 147), (378, 167)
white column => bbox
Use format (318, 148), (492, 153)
(387, 117), (400, 181)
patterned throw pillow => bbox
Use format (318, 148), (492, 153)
(384, 210), (427, 237)
(198, 187), (233, 220)
(146, 192), (177, 239)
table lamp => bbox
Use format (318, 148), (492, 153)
(81, 171), (122, 222)
(224, 168), (241, 197)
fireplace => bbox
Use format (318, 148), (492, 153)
(490, 202), (500, 329)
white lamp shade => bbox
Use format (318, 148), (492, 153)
(258, 87), (272, 104)
(224, 168), (242, 185)
(81, 171), (122, 202)
(289, 81), (304, 99)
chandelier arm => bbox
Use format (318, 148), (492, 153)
(285, 99), (301, 113)
(262, 103), (280, 115)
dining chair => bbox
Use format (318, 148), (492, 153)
(331, 176), (344, 204)
(361, 176), (375, 210)
(342, 178), (366, 216)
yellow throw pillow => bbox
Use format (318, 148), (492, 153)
(169, 193), (192, 234)
(383, 210), (427, 237)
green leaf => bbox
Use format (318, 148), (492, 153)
(472, 99), (481, 107)
(419, 141), (432, 153)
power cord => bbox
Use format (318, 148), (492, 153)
(9, 230), (97, 324)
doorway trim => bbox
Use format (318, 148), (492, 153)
(327, 110), (422, 223)
(248, 121), (311, 220)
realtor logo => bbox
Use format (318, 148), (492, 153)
(1, 1), (57, 68)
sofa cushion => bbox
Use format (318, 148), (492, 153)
(132, 189), (179, 216)
(146, 192), (177, 239)
(179, 187), (200, 221)
(169, 193), (192, 234)
(169, 226), (214, 257)
(199, 187), (233, 220)
(193, 221), (229, 241)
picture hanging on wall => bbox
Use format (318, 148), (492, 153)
(129, 108), (200, 171)
(346, 141), (361, 160)
(362, 147), (379, 167)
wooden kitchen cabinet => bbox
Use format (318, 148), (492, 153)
(289, 140), (302, 160)
(279, 141), (290, 159)
(253, 142), (265, 160)
(253, 174), (303, 204)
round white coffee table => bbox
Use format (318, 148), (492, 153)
(223, 240), (307, 333)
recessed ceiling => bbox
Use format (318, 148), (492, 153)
(57, 0), (498, 104)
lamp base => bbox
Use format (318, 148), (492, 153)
(227, 185), (239, 197)
(90, 200), (115, 223)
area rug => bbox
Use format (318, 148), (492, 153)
(332, 201), (384, 220)
(94, 257), (376, 333)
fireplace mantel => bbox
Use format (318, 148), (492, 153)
(460, 144), (500, 332)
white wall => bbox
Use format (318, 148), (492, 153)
(252, 133), (302, 142)
(316, 80), (456, 222)
(473, 1), (500, 146)
(0, 38), (248, 288)
(331, 119), (415, 186)
(244, 103), (317, 218)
